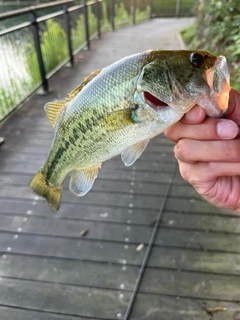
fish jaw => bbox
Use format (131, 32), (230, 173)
(198, 56), (231, 117)
(141, 90), (183, 124)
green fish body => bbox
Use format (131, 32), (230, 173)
(29, 50), (230, 211)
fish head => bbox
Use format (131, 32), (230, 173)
(136, 50), (230, 119)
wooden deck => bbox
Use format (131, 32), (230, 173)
(0, 18), (240, 320)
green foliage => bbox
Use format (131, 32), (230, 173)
(26, 19), (68, 87)
(41, 19), (68, 73)
(88, 6), (98, 36)
(182, 0), (240, 90)
(71, 14), (85, 51)
(135, 5), (151, 21)
(152, 0), (195, 17)
(115, 3), (131, 26)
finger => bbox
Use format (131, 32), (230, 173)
(181, 105), (206, 124)
(176, 159), (240, 211)
(177, 159), (240, 185)
(165, 118), (238, 143)
(175, 137), (240, 163)
(227, 88), (240, 125)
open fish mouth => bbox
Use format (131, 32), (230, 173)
(142, 90), (182, 123)
(143, 91), (169, 111)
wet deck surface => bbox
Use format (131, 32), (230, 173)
(0, 18), (240, 320)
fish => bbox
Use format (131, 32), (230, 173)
(29, 50), (230, 211)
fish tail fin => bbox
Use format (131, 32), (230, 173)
(29, 169), (62, 212)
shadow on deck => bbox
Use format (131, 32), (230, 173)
(0, 18), (240, 320)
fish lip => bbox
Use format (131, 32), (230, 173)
(200, 55), (230, 117)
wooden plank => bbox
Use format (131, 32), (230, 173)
(1, 233), (240, 275)
(0, 233), (146, 265)
(170, 183), (206, 199)
(130, 293), (240, 320)
(0, 215), (154, 243)
(162, 211), (240, 233)
(0, 215), (239, 252)
(140, 268), (240, 300)
(1, 253), (239, 302)
(0, 277), (131, 319)
(0, 306), (93, 320)
(165, 197), (232, 215)
(0, 185), (164, 209)
(0, 164), (173, 184)
(0, 254), (138, 291)
(148, 247), (240, 275)
(0, 199), (159, 225)
(0, 173), (170, 196)
(155, 228), (240, 252)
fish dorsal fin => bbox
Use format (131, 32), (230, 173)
(66, 69), (102, 102)
(44, 101), (65, 128)
(121, 139), (149, 166)
(69, 164), (101, 196)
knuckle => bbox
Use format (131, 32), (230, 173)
(164, 127), (176, 141)
(174, 140), (190, 162)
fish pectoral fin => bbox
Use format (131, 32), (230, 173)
(121, 139), (149, 166)
(44, 101), (65, 128)
(69, 164), (101, 196)
(66, 70), (102, 102)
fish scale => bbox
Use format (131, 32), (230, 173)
(29, 50), (230, 211)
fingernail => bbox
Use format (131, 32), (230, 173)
(217, 119), (238, 139)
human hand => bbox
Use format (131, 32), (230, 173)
(165, 89), (240, 213)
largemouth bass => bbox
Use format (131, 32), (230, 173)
(29, 50), (230, 211)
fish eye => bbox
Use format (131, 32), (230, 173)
(190, 52), (205, 68)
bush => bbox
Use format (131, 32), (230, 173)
(182, 0), (240, 90)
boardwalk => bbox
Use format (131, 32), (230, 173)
(0, 18), (240, 320)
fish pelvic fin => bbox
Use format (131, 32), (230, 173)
(44, 101), (65, 128)
(66, 69), (102, 102)
(29, 170), (62, 212)
(69, 164), (101, 196)
(121, 139), (150, 166)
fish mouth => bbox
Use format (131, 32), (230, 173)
(199, 56), (230, 117)
(143, 91), (169, 111)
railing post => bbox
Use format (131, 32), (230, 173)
(96, 0), (101, 38)
(83, 0), (90, 49)
(132, 0), (136, 25)
(176, 0), (181, 17)
(29, 11), (49, 94)
(64, 4), (74, 66)
(110, 0), (115, 31)
(149, 0), (153, 18)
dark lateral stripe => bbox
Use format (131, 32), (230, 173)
(45, 140), (70, 182)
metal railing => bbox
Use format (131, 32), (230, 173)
(0, 0), (152, 121)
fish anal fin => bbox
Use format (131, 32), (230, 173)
(121, 139), (149, 166)
(66, 70), (102, 102)
(69, 164), (101, 196)
(44, 101), (65, 128)
(29, 169), (62, 212)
